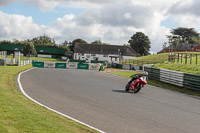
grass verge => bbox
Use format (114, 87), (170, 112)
(121, 53), (169, 65)
(7, 55), (65, 62)
(108, 71), (142, 78)
(148, 79), (200, 97)
(152, 62), (200, 75)
(0, 65), (99, 133)
(107, 70), (200, 97)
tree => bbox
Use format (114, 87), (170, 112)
(22, 42), (37, 57)
(91, 40), (110, 45)
(162, 42), (167, 50)
(170, 27), (199, 43)
(30, 34), (57, 47)
(69, 38), (87, 51)
(128, 32), (151, 56)
(91, 40), (102, 45)
(59, 41), (70, 52)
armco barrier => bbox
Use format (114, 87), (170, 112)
(183, 73), (200, 90)
(145, 67), (200, 91)
(123, 64), (129, 70)
(160, 69), (183, 87)
(144, 67), (160, 80)
(116, 64), (123, 69)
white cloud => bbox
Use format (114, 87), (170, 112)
(0, 11), (43, 40)
(1, 0), (200, 52)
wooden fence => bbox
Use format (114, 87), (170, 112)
(168, 53), (200, 65)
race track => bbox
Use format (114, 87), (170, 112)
(20, 68), (200, 133)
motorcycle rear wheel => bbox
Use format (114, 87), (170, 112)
(125, 84), (130, 92)
(134, 83), (141, 93)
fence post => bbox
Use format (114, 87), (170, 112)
(190, 54), (192, 65)
(177, 53), (179, 62)
(185, 53), (187, 64)
(181, 53), (183, 63)
(196, 54), (198, 65)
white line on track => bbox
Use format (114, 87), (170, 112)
(17, 68), (106, 133)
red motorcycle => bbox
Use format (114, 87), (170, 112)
(125, 73), (148, 93)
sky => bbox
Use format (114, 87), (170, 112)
(0, 0), (200, 52)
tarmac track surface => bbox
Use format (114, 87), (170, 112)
(20, 68), (200, 133)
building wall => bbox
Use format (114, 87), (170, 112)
(163, 44), (200, 53)
(163, 49), (199, 53)
(74, 53), (135, 63)
(194, 45), (200, 52)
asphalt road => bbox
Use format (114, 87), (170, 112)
(20, 68), (200, 133)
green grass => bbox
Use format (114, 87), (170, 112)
(148, 79), (200, 96)
(121, 53), (169, 65)
(6, 55), (65, 62)
(120, 52), (200, 75)
(171, 52), (200, 65)
(152, 62), (200, 75)
(108, 71), (142, 78)
(0, 65), (99, 133)
(31, 57), (65, 62)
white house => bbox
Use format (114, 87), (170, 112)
(73, 43), (137, 63)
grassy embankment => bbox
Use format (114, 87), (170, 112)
(0, 59), (99, 133)
(152, 52), (200, 75)
(126, 52), (200, 75)
(121, 53), (169, 65)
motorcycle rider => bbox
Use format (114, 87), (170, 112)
(99, 64), (104, 71)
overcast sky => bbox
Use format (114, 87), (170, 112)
(0, 0), (199, 52)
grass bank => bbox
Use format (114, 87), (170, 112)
(152, 62), (200, 75)
(108, 70), (142, 78)
(0, 65), (99, 133)
(121, 53), (169, 65)
(120, 52), (200, 75)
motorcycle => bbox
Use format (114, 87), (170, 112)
(125, 72), (148, 93)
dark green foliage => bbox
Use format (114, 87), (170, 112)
(91, 40), (110, 45)
(91, 40), (102, 45)
(69, 38), (87, 51)
(22, 42), (37, 56)
(59, 41), (70, 52)
(128, 32), (151, 56)
(30, 34), (57, 47)
(170, 27), (199, 43)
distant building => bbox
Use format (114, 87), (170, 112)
(73, 43), (137, 63)
(159, 43), (200, 53)
(0, 44), (65, 58)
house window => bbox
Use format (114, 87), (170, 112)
(78, 53), (84, 56)
(91, 54), (96, 56)
(103, 54), (108, 57)
(86, 54), (90, 58)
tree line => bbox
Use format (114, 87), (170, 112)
(0, 27), (199, 57)
(163, 27), (200, 50)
